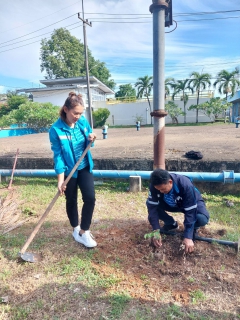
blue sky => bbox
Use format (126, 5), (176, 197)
(0, 0), (239, 94)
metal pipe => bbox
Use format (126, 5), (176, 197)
(1, 170), (240, 183)
(151, 1), (167, 170)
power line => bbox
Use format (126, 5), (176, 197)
(0, 24), (83, 54)
(90, 15), (240, 23)
(0, 13), (77, 45)
(0, 1), (81, 34)
(0, 22), (81, 49)
(82, 9), (240, 16)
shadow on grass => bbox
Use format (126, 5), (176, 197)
(0, 273), (239, 320)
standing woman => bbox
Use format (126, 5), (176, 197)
(49, 92), (97, 248)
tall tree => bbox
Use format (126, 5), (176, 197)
(188, 71), (212, 123)
(213, 67), (240, 99)
(135, 75), (153, 124)
(171, 79), (193, 123)
(40, 28), (115, 89)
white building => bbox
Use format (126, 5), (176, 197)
(17, 76), (114, 122)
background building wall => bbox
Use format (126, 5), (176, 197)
(94, 97), (211, 125)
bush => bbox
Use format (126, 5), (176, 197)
(92, 108), (110, 128)
(0, 101), (59, 131)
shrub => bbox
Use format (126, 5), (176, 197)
(0, 101), (59, 131)
(92, 108), (110, 128)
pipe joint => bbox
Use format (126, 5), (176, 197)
(150, 110), (168, 118)
(223, 170), (235, 184)
(149, 0), (169, 13)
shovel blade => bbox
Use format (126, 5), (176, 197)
(19, 252), (43, 263)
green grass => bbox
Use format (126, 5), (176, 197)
(202, 192), (240, 239)
(46, 256), (121, 289)
(190, 289), (206, 304)
(0, 177), (239, 320)
(108, 292), (131, 319)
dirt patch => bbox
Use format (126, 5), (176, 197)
(0, 124), (240, 161)
(0, 183), (239, 319)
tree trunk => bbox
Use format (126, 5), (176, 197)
(196, 90), (200, 123)
(183, 91), (186, 123)
(147, 95), (153, 125)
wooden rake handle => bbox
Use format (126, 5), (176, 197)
(8, 148), (19, 190)
(20, 141), (93, 255)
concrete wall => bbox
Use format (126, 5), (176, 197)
(94, 98), (211, 126)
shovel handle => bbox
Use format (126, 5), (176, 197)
(19, 141), (93, 255)
(8, 148), (19, 190)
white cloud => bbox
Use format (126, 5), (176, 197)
(0, 0), (239, 91)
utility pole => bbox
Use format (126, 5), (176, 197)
(149, 0), (172, 169)
(78, 0), (93, 128)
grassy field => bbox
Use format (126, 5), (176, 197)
(0, 177), (239, 320)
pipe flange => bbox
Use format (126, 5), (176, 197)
(149, 0), (169, 13)
(150, 110), (168, 118)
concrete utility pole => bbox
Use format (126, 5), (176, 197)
(78, 0), (93, 128)
(149, 0), (172, 169)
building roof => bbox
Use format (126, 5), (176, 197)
(228, 90), (240, 103)
(17, 76), (115, 95)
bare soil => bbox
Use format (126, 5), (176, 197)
(0, 182), (239, 319)
(0, 123), (240, 161)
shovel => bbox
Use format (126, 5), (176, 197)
(19, 141), (93, 262)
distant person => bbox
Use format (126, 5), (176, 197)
(49, 92), (97, 248)
(146, 169), (209, 253)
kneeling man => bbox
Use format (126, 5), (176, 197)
(146, 169), (209, 253)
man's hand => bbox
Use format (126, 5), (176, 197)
(183, 238), (194, 253)
(151, 234), (162, 248)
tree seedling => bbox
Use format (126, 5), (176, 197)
(144, 230), (161, 240)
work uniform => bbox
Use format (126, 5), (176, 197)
(146, 173), (209, 239)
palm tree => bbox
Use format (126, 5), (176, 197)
(135, 75), (153, 124)
(171, 79), (193, 123)
(188, 71), (212, 123)
(165, 77), (175, 99)
(213, 67), (240, 99)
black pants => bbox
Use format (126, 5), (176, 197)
(158, 199), (209, 229)
(65, 167), (95, 230)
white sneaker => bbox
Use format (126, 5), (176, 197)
(72, 229), (97, 248)
(72, 226), (80, 242)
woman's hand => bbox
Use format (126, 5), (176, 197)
(57, 173), (65, 196)
(88, 133), (96, 142)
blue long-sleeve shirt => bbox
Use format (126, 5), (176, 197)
(49, 116), (94, 178)
(146, 173), (209, 239)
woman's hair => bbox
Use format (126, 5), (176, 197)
(60, 92), (84, 120)
(150, 169), (170, 186)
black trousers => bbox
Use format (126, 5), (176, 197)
(158, 199), (209, 229)
(65, 167), (95, 230)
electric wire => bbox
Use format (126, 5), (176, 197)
(0, 22), (82, 49)
(89, 15), (240, 23)
(0, 13), (77, 45)
(0, 0), (81, 34)
(0, 24), (83, 54)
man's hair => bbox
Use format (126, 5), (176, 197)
(150, 169), (171, 186)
